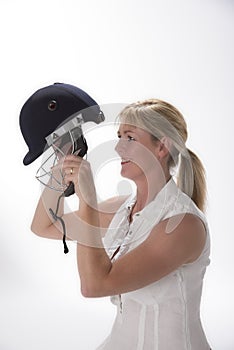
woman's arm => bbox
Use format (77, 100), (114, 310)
(33, 154), (206, 298)
(58, 155), (206, 298)
(31, 185), (66, 240)
(31, 164), (126, 242)
(77, 208), (206, 298)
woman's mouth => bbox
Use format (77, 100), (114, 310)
(121, 159), (130, 165)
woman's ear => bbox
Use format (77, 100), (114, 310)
(158, 136), (172, 159)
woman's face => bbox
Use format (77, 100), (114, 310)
(115, 123), (161, 181)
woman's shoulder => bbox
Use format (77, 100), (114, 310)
(98, 195), (129, 212)
(98, 195), (129, 228)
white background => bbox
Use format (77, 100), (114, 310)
(0, 0), (233, 349)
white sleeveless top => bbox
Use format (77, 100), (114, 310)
(97, 178), (211, 350)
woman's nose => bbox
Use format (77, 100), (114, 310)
(115, 138), (127, 156)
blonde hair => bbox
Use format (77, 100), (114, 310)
(118, 99), (207, 212)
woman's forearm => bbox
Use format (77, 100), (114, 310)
(31, 186), (65, 239)
(76, 201), (112, 297)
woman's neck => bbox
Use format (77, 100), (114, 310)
(134, 172), (171, 213)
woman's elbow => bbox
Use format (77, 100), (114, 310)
(30, 222), (43, 237)
(80, 283), (97, 298)
(30, 219), (49, 238)
(80, 282), (107, 298)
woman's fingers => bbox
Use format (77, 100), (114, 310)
(61, 156), (92, 185)
(51, 155), (95, 202)
(52, 155), (83, 172)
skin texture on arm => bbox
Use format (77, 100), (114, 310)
(76, 206), (206, 298)
(30, 183), (127, 242)
(31, 186), (65, 240)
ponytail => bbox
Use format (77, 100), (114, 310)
(177, 148), (206, 212)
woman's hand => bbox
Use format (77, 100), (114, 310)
(56, 154), (97, 208)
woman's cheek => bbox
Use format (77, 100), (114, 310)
(132, 144), (160, 173)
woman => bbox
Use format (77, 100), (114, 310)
(31, 99), (211, 349)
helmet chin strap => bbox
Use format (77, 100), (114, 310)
(49, 194), (69, 254)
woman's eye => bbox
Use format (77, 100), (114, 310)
(117, 134), (135, 141)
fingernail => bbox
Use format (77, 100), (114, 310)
(74, 149), (81, 156)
